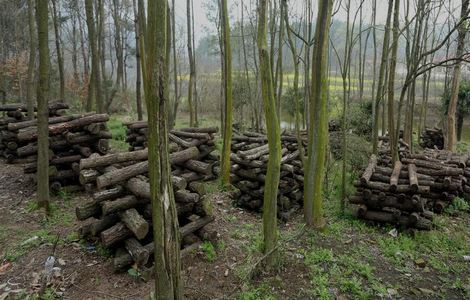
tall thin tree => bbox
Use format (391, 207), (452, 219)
(35, 0), (50, 214)
(304, 0), (334, 227)
(141, 0), (182, 298)
(220, 0), (233, 187)
(257, 0), (281, 267)
(26, 0), (36, 120)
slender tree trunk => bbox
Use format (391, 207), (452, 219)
(51, 0), (65, 101)
(35, 0), (50, 214)
(445, 0), (469, 151)
(220, 0), (233, 187)
(304, 0), (333, 228)
(85, 0), (103, 113)
(191, 0), (198, 126)
(170, 0), (178, 127)
(372, 0), (393, 153)
(132, 0), (143, 120)
(142, 0), (182, 298)
(186, 0), (195, 127)
(257, 0), (281, 267)
(387, 0), (400, 163)
(284, 0), (304, 165)
(275, 1), (284, 119)
(113, 0), (124, 89)
(26, 0), (36, 120)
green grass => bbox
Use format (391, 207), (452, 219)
(201, 241), (217, 262)
(107, 117), (129, 151)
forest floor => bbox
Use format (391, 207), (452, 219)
(1, 159), (470, 300)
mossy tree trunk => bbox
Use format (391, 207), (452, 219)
(257, 0), (281, 267)
(85, 0), (103, 113)
(51, 0), (65, 101)
(387, 0), (400, 163)
(186, 0), (195, 127)
(445, 0), (469, 151)
(283, 0), (304, 166)
(141, 0), (182, 298)
(220, 0), (233, 187)
(372, 0), (393, 154)
(35, 0), (50, 214)
(304, 0), (333, 228)
(26, 0), (36, 120)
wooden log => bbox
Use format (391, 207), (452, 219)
(358, 210), (432, 230)
(96, 147), (199, 189)
(175, 190), (200, 203)
(80, 149), (148, 170)
(118, 208), (149, 240)
(360, 154), (377, 184)
(390, 161), (403, 192)
(355, 180), (430, 194)
(169, 133), (206, 148)
(79, 169), (101, 185)
(408, 164), (419, 192)
(17, 114), (109, 141)
(102, 195), (140, 216)
(180, 215), (215, 238)
(183, 159), (213, 175)
(7, 113), (94, 131)
(179, 127), (218, 133)
(170, 130), (210, 140)
(0, 102), (68, 112)
(101, 222), (132, 247)
(124, 238), (149, 267)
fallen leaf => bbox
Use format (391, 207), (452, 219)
(0, 262), (12, 275)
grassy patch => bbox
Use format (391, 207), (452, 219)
(201, 241), (217, 262)
(107, 117), (129, 151)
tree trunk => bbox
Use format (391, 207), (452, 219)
(35, 0), (50, 214)
(372, 0), (393, 154)
(304, 0), (333, 228)
(51, 0), (65, 101)
(26, 0), (36, 120)
(186, 0), (195, 127)
(257, 0), (281, 267)
(387, 0), (400, 162)
(143, 0), (182, 297)
(85, 0), (103, 113)
(220, 0), (233, 187)
(445, 0), (469, 151)
(132, 0), (143, 120)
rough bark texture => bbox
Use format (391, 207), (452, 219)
(257, 0), (281, 267)
(35, 0), (50, 213)
(304, 0), (333, 228)
(143, 0), (182, 298)
(445, 0), (469, 151)
(220, 0), (233, 187)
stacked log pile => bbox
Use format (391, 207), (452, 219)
(420, 127), (444, 150)
(228, 132), (305, 220)
(351, 149), (470, 229)
(0, 102), (69, 161)
(76, 128), (218, 270)
(5, 111), (112, 191)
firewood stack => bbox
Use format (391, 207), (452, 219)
(0, 102), (69, 161)
(420, 127), (444, 150)
(227, 132), (305, 220)
(76, 129), (218, 270)
(350, 149), (470, 230)
(7, 112), (112, 191)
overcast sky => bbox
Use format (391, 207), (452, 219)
(173, 0), (462, 43)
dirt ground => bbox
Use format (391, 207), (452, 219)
(1, 159), (470, 300)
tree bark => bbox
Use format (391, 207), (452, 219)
(304, 0), (333, 228)
(26, 0), (36, 120)
(257, 0), (281, 267)
(445, 0), (469, 151)
(35, 0), (50, 214)
(220, 0), (233, 187)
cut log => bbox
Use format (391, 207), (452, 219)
(390, 161), (403, 192)
(101, 222), (132, 247)
(360, 154), (377, 184)
(102, 195), (140, 216)
(96, 147), (199, 189)
(79, 149), (148, 170)
(408, 164), (419, 192)
(118, 208), (149, 240)
(124, 238), (150, 267)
